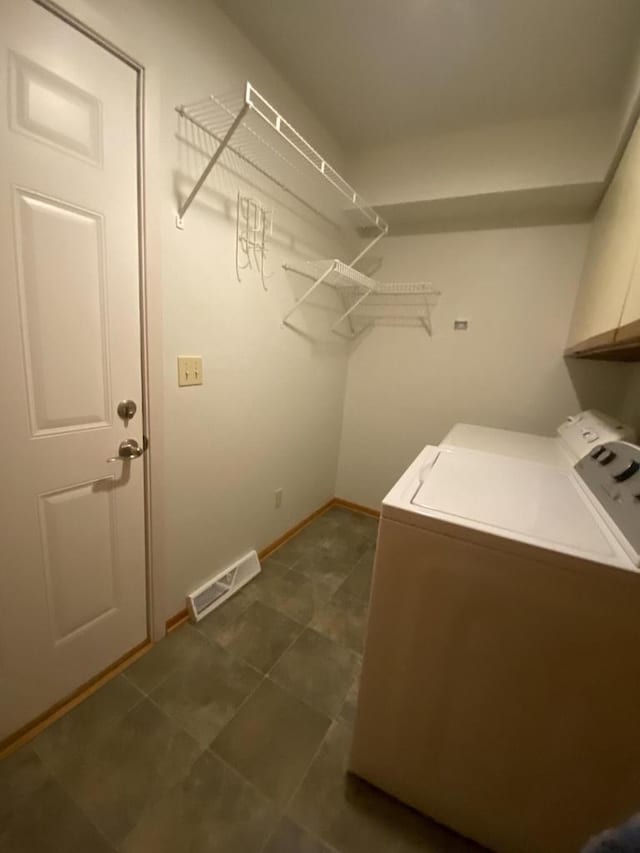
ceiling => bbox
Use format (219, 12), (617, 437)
(215, 0), (640, 151)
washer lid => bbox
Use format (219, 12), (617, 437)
(410, 447), (617, 560)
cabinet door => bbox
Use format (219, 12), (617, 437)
(617, 244), (640, 341)
(567, 117), (640, 351)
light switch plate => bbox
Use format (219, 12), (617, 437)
(178, 356), (203, 386)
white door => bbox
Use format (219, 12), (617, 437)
(0, 0), (147, 742)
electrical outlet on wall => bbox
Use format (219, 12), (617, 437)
(178, 356), (203, 386)
(274, 488), (283, 509)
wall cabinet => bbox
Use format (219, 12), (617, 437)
(566, 116), (640, 360)
(618, 250), (640, 343)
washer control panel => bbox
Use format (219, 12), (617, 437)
(558, 410), (635, 461)
(576, 441), (640, 561)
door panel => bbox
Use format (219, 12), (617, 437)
(14, 189), (110, 434)
(9, 50), (103, 164)
(0, 0), (147, 741)
(39, 479), (118, 643)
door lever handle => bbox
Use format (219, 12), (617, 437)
(107, 438), (147, 462)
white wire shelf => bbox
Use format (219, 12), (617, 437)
(283, 259), (437, 294)
(345, 290), (441, 337)
(176, 82), (388, 235)
(283, 259), (376, 291)
(175, 82), (440, 338)
(283, 259), (440, 336)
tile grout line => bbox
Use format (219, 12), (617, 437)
(128, 587), (361, 843)
(253, 512), (373, 848)
(259, 549), (364, 703)
(202, 744), (340, 853)
(29, 691), (150, 853)
(275, 718), (343, 850)
(202, 521), (360, 846)
(3, 757), (120, 853)
(116, 690), (219, 847)
(197, 747), (308, 853)
(216, 577), (361, 721)
(206, 739), (343, 853)
(5, 508), (376, 853)
(257, 810), (342, 853)
(31, 685), (148, 773)
(199, 596), (309, 667)
(137, 636), (267, 750)
(142, 689), (211, 751)
(130, 511), (370, 745)
(191, 611), (268, 674)
(201, 679), (339, 853)
(120, 624), (210, 697)
(261, 612), (307, 678)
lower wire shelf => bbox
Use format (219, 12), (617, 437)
(283, 258), (440, 337)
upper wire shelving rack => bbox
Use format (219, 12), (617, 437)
(176, 82), (438, 337)
(176, 81), (388, 240)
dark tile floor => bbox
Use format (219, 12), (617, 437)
(0, 506), (485, 853)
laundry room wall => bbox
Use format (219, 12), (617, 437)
(54, 0), (351, 619)
(347, 45), (640, 222)
(335, 224), (635, 508)
(33, 0), (640, 618)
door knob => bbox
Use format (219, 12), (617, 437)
(107, 438), (146, 462)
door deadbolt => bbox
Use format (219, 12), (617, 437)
(117, 400), (137, 421)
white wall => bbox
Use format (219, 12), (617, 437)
(57, 0), (351, 618)
(349, 112), (617, 207)
(336, 225), (634, 507)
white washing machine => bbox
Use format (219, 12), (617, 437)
(441, 409), (635, 468)
(350, 440), (640, 853)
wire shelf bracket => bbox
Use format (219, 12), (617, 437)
(176, 101), (249, 229)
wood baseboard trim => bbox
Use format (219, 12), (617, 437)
(163, 498), (336, 632)
(333, 497), (380, 518)
(166, 608), (189, 633)
(0, 638), (151, 760)
(163, 495), (378, 647)
(257, 498), (335, 560)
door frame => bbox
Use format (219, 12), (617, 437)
(33, 0), (167, 642)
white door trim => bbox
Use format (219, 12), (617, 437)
(33, 0), (167, 641)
